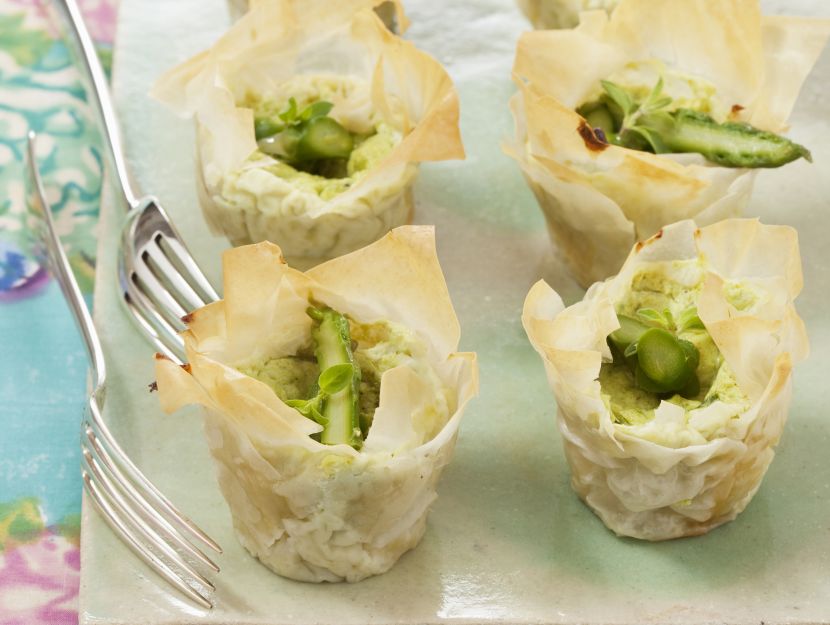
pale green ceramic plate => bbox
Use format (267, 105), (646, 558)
(80, 0), (830, 623)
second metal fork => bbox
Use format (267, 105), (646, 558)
(26, 132), (221, 608)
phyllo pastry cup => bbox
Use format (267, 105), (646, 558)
(522, 219), (808, 540)
(152, 2), (462, 268)
(516, 0), (617, 30)
(154, 226), (478, 582)
(506, 0), (830, 287)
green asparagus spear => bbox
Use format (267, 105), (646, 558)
(639, 109), (812, 168)
(254, 116), (284, 141)
(255, 98), (355, 171)
(636, 328), (695, 392)
(608, 314), (650, 356)
(609, 310), (702, 398)
(576, 101), (617, 139)
(308, 306), (362, 448)
(296, 116), (354, 162)
(591, 79), (812, 168)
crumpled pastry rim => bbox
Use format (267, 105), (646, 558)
(155, 225), (478, 459)
(508, 0), (830, 196)
(512, 1), (830, 131)
(151, 1), (464, 207)
(504, 1), (830, 286)
(522, 218), (809, 469)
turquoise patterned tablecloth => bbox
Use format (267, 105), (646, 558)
(0, 1), (116, 622)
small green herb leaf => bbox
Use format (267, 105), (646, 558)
(601, 80), (635, 118)
(642, 77), (667, 111)
(286, 397), (326, 425)
(301, 101), (334, 121)
(662, 308), (675, 329)
(650, 97), (673, 111)
(678, 307), (705, 331)
(636, 308), (669, 328)
(629, 126), (668, 154)
(602, 78), (676, 154)
(319, 363), (355, 395)
(259, 99), (349, 167)
(279, 97), (299, 123)
(648, 76), (664, 99)
(624, 342), (639, 358)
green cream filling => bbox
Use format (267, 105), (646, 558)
(600, 260), (749, 428)
(238, 356), (319, 404)
(252, 124), (397, 200)
(238, 317), (428, 437)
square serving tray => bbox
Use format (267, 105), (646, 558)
(80, 0), (830, 623)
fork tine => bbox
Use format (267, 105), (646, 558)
(142, 243), (207, 312)
(122, 292), (185, 364)
(82, 445), (216, 590)
(156, 233), (220, 303)
(82, 434), (220, 573)
(132, 261), (189, 323)
(82, 472), (213, 610)
(87, 397), (223, 554)
(122, 262), (188, 335)
(120, 262), (186, 363)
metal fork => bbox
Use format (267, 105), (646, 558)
(25, 132), (221, 609)
(50, 0), (219, 365)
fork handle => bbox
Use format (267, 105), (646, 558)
(26, 132), (107, 394)
(50, 0), (140, 211)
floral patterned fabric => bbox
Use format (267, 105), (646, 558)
(0, 500), (80, 625)
(0, 1), (117, 623)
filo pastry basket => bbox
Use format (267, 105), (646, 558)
(155, 226), (478, 581)
(152, 1), (462, 268)
(506, 0), (830, 287)
(522, 219), (808, 540)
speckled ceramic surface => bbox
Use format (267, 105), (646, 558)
(80, 1), (830, 623)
